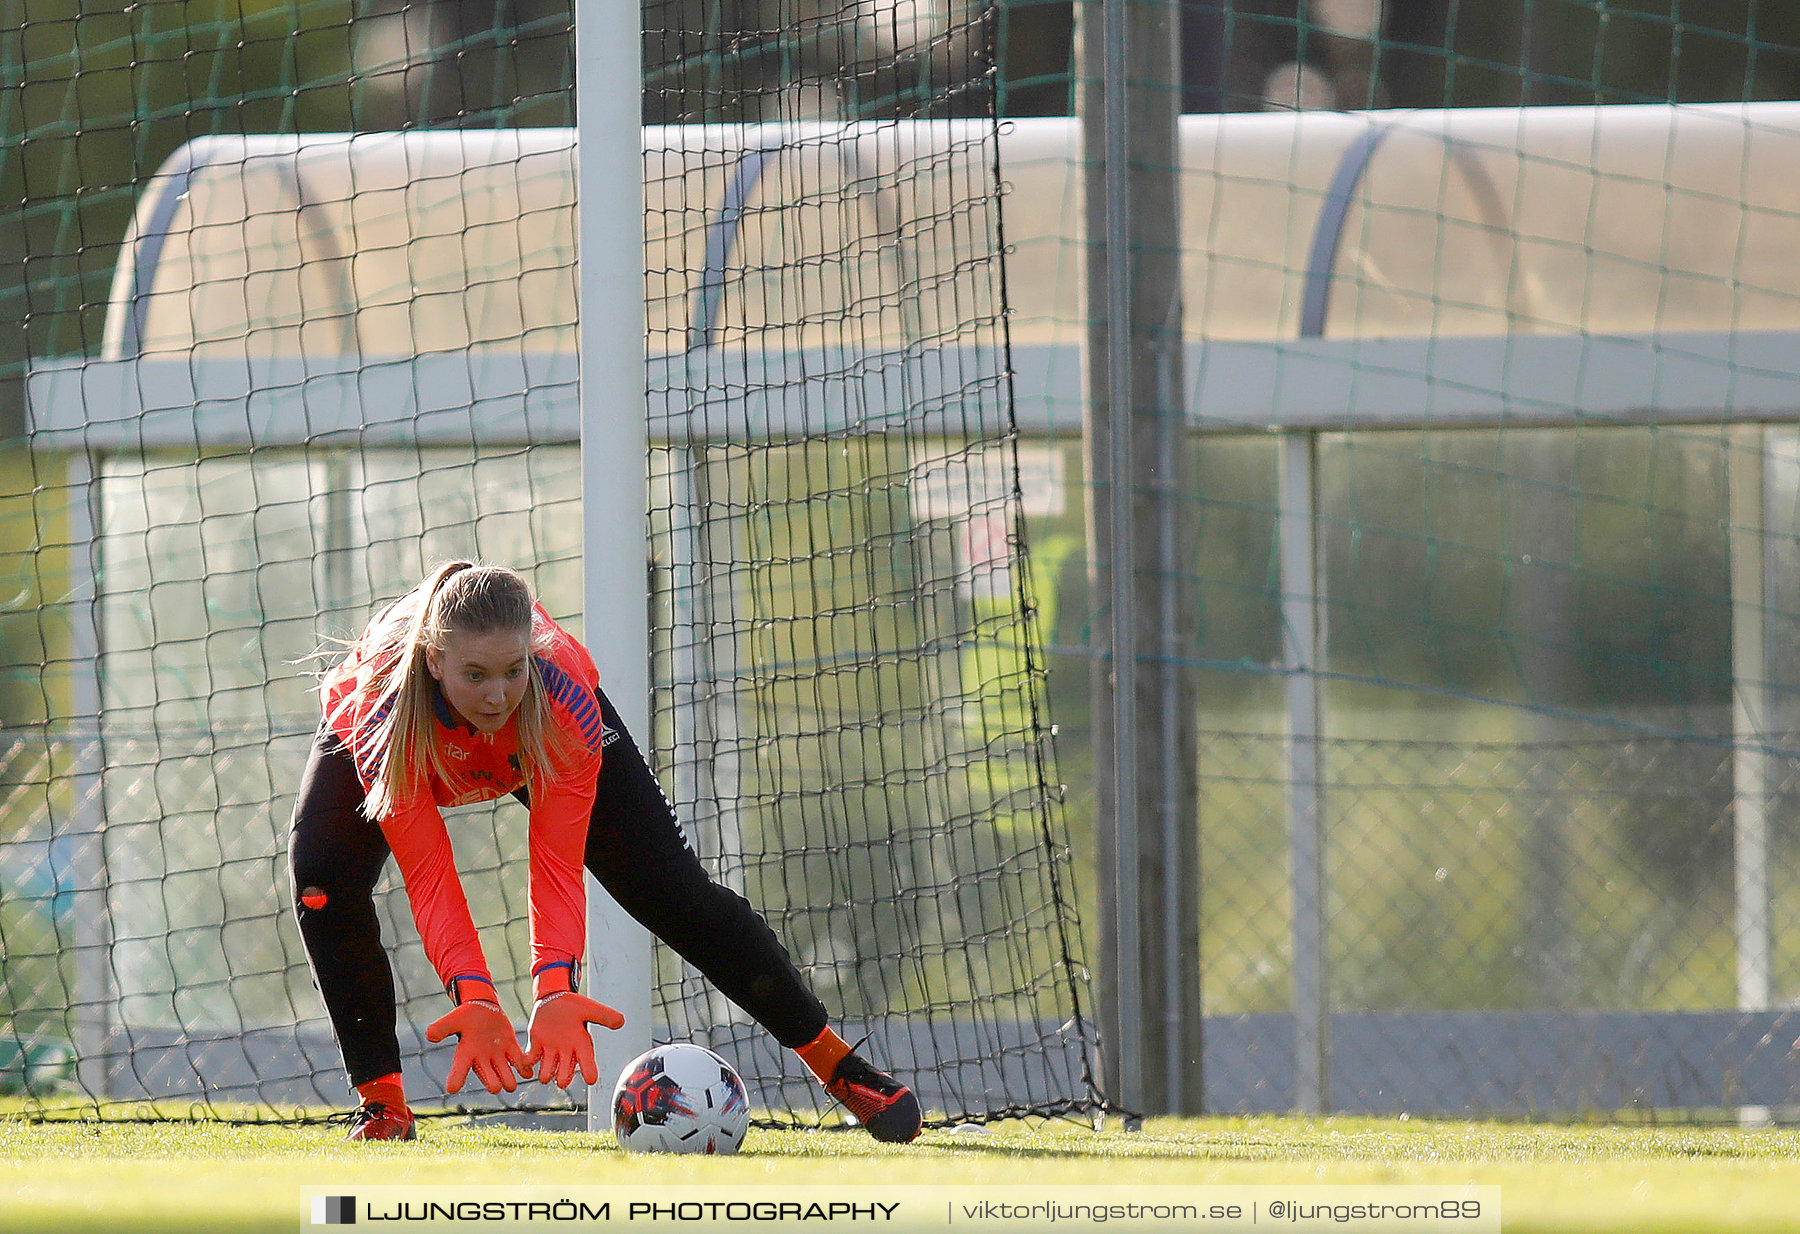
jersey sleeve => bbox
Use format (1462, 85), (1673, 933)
(525, 770), (598, 996)
(526, 613), (606, 996)
(377, 791), (493, 997)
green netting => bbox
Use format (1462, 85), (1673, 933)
(0, 2), (1103, 1126)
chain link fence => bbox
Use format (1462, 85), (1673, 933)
(1195, 729), (1800, 1114)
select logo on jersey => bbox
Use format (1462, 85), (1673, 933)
(310, 1195), (356, 1224)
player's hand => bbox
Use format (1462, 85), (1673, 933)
(524, 992), (626, 1088)
(426, 1001), (529, 1095)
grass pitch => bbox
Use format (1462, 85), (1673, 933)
(3, 1112), (1798, 1233)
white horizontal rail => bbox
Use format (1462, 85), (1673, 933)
(29, 330), (1800, 450)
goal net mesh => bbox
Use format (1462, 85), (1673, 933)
(0, 1), (1104, 1127)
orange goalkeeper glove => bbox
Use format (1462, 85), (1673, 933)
(425, 1000), (529, 1095)
(523, 992), (626, 1089)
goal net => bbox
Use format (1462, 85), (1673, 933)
(0, 3), (1103, 1127)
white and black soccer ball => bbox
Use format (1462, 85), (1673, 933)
(611, 1044), (750, 1155)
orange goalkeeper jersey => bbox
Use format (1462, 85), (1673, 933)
(322, 603), (606, 999)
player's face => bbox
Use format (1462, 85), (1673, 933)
(427, 626), (532, 734)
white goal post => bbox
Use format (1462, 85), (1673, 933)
(575, 0), (655, 1123)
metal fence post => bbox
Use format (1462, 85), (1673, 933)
(1730, 426), (1771, 1015)
(65, 451), (112, 1099)
(1081, 0), (1200, 1117)
(1280, 430), (1328, 1115)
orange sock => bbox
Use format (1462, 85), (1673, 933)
(794, 1027), (852, 1084)
(356, 1073), (407, 1111)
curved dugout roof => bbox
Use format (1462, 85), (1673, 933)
(105, 102), (1800, 362)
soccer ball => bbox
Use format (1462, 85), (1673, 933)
(611, 1044), (750, 1155)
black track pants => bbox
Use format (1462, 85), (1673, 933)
(288, 686), (829, 1089)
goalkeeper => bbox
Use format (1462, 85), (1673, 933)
(289, 560), (921, 1144)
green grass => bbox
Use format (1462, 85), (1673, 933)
(4, 1113), (1800, 1232)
